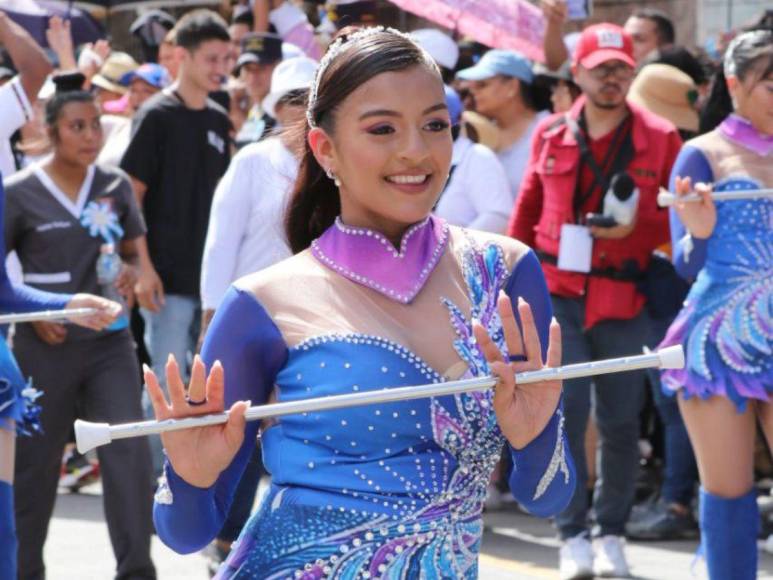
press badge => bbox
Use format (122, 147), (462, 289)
(557, 224), (593, 273)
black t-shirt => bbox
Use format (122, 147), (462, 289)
(121, 91), (231, 296)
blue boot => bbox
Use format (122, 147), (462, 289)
(0, 480), (17, 580)
(699, 487), (759, 580)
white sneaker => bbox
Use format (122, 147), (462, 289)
(559, 536), (594, 580)
(593, 535), (631, 578)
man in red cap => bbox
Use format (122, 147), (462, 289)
(509, 23), (682, 580)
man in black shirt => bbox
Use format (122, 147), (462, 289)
(121, 9), (232, 476)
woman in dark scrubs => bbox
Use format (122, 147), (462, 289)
(4, 72), (156, 580)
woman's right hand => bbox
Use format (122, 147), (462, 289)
(673, 176), (716, 239)
(144, 355), (249, 489)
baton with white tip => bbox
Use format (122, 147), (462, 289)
(0, 308), (98, 325)
(657, 187), (773, 207)
(74, 346), (685, 454)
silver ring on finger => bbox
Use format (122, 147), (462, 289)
(185, 395), (208, 406)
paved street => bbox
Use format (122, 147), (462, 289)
(43, 484), (773, 579)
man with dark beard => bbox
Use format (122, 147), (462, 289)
(509, 23), (682, 580)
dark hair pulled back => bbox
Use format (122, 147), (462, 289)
(44, 71), (93, 126)
(284, 28), (440, 254)
(699, 28), (773, 133)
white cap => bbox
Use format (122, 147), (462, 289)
(262, 56), (319, 119)
(282, 42), (304, 61)
(412, 28), (459, 71)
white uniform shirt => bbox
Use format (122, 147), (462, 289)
(200, 136), (295, 309)
(434, 136), (511, 234)
(0, 77), (33, 178)
(1, 77), (34, 286)
(98, 114), (132, 168)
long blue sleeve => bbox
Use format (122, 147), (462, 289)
(153, 286), (287, 554)
(668, 146), (714, 281)
(0, 176), (71, 313)
(504, 251), (575, 517)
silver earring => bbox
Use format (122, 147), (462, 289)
(326, 168), (341, 187)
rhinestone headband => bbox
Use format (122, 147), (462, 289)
(305, 26), (430, 129)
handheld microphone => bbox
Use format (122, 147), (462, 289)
(586, 173), (639, 228)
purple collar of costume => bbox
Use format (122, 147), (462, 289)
(311, 215), (449, 303)
(720, 114), (773, 156)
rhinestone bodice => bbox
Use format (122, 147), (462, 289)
(153, 228), (575, 580)
(264, 333), (503, 520)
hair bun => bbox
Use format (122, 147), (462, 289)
(52, 71), (87, 94)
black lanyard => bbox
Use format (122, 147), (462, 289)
(568, 111), (633, 222)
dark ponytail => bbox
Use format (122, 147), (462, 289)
(284, 126), (341, 254)
(701, 29), (773, 134)
(284, 27), (440, 254)
(698, 68), (732, 134)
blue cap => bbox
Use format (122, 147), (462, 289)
(120, 63), (171, 89)
(444, 85), (462, 126)
(456, 49), (534, 84)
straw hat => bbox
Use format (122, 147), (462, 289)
(92, 52), (139, 95)
(628, 63), (699, 132)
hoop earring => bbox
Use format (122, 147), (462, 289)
(326, 168), (341, 187)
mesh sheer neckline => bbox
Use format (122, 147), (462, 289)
(239, 227), (530, 380)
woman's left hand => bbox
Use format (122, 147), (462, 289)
(473, 293), (562, 449)
(65, 293), (121, 330)
(115, 262), (138, 299)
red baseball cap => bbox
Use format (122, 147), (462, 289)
(573, 23), (635, 69)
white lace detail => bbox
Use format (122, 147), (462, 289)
(154, 464), (174, 505)
(533, 409), (570, 501)
(681, 233), (694, 263)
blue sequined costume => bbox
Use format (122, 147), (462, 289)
(660, 122), (772, 411)
(154, 221), (575, 579)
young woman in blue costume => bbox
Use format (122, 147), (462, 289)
(658, 30), (773, 580)
(0, 183), (119, 579)
(146, 27), (576, 579)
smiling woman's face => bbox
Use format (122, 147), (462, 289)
(309, 64), (452, 239)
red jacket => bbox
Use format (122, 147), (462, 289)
(508, 96), (682, 328)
